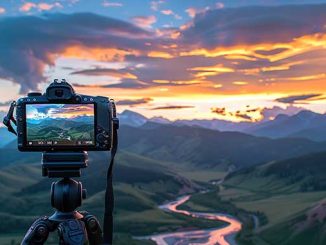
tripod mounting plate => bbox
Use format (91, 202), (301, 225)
(42, 151), (88, 178)
(49, 211), (83, 222)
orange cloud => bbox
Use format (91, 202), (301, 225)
(62, 45), (140, 62)
(148, 51), (174, 58)
(233, 81), (248, 85)
(179, 33), (326, 62)
(190, 64), (234, 78)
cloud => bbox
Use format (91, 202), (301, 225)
(275, 94), (323, 104)
(117, 97), (153, 106)
(102, 1), (123, 7)
(211, 106), (262, 122)
(19, 2), (63, 12)
(132, 15), (157, 28)
(1, 4), (326, 97)
(0, 13), (152, 93)
(180, 4), (326, 48)
(211, 105), (308, 122)
(71, 68), (137, 79)
(151, 105), (194, 110)
(161, 9), (181, 19)
(234, 112), (253, 121)
(211, 107), (226, 116)
(185, 8), (196, 18)
(72, 78), (149, 89)
(0, 7), (5, 14)
(150, 0), (164, 11)
(215, 2), (224, 9)
(185, 6), (209, 18)
(260, 106), (303, 120)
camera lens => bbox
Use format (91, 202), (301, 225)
(55, 89), (64, 97)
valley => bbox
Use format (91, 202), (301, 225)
(0, 116), (325, 245)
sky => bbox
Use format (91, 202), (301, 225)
(0, 0), (326, 121)
(26, 104), (94, 121)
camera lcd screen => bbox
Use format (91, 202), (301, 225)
(26, 104), (95, 147)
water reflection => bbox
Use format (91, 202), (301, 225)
(149, 195), (242, 245)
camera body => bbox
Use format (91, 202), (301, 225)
(16, 79), (118, 152)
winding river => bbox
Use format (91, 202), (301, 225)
(144, 195), (242, 245)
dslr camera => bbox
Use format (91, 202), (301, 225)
(14, 79), (118, 152)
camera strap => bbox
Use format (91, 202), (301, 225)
(103, 103), (119, 245)
(3, 101), (17, 135)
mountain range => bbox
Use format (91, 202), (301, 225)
(119, 123), (326, 169)
(119, 109), (326, 142)
(1, 108), (325, 148)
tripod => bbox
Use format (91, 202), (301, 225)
(21, 152), (103, 245)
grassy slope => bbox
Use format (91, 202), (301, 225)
(120, 124), (326, 169)
(222, 152), (326, 245)
(0, 151), (226, 244)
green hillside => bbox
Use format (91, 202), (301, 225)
(120, 124), (326, 169)
(222, 151), (326, 245)
(0, 151), (225, 244)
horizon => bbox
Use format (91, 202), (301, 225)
(119, 106), (325, 122)
(0, 0), (326, 122)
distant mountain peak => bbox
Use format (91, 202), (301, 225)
(274, 113), (290, 121)
(119, 110), (148, 127)
(149, 116), (171, 124)
(120, 109), (147, 117)
(296, 110), (321, 118)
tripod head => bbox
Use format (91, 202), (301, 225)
(42, 151), (88, 221)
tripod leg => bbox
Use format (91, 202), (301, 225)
(58, 219), (88, 245)
(21, 217), (54, 245)
(80, 211), (103, 245)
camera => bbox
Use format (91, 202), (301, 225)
(3, 79), (119, 244)
(15, 79), (118, 152)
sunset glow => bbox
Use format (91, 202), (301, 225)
(0, 1), (325, 121)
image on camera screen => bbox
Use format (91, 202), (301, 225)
(26, 104), (95, 146)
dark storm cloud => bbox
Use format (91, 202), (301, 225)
(0, 13), (152, 93)
(151, 105), (195, 110)
(117, 97), (153, 106)
(275, 94), (323, 104)
(179, 4), (326, 48)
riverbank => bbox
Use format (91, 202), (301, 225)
(138, 194), (242, 245)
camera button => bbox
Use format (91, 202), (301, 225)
(96, 134), (106, 143)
